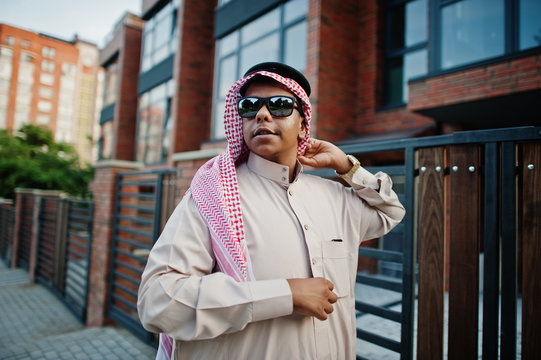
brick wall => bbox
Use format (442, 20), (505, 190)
(113, 24), (142, 161)
(87, 166), (115, 326)
(409, 54), (541, 111)
(169, 0), (216, 156)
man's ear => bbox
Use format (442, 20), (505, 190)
(298, 119), (307, 140)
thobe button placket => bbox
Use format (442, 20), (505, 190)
(304, 224), (309, 230)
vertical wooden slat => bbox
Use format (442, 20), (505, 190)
(417, 147), (445, 360)
(448, 145), (480, 360)
(500, 142), (517, 358)
(521, 142), (541, 359)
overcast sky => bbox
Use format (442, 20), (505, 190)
(0, 0), (141, 48)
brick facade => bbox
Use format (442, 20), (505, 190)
(409, 54), (541, 110)
(305, 0), (436, 143)
(170, 0), (216, 156)
(0, 25), (78, 132)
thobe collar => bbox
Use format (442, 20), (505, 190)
(246, 152), (303, 188)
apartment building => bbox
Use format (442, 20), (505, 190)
(0, 24), (101, 164)
(95, 0), (540, 172)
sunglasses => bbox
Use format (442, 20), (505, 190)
(236, 96), (302, 118)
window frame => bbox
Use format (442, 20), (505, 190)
(429, 0), (540, 74)
(382, 0), (429, 108)
(382, 0), (541, 107)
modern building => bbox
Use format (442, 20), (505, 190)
(96, 0), (540, 174)
(0, 24), (102, 164)
(97, 12), (145, 162)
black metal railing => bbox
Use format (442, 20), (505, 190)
(17, 194), (34, 270)
(61, 198), (93, 322)
(0, 205), (15, 264)
(35, 196), (60, 289)
(108, 169), (176, 342)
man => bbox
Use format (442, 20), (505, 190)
(137, 62), (405, 359)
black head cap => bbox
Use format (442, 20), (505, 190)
(241, 62), (311, 97)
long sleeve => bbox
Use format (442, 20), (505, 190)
(336, 165), (406, 242)
(137, 193), (293, 341)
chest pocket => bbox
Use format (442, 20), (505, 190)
(321, 241), (351, 298)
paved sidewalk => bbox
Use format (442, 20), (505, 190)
(0, 261), (157, 360)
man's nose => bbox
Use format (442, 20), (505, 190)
(256, 104), (272, 122)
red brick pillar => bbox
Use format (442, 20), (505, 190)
(86, 160), (142, 326)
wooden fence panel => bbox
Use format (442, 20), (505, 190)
(448, 145), (481, 360)
(521, 142), (541, 359)
(417, 147), (445, 360)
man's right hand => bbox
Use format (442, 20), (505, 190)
(286, 277), (338, 320)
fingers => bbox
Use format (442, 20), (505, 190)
(326, 279), (334, 291)
(287, 277), (339, 321)
(328, 291), (338, 304)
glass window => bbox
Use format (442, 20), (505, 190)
(39, 86), (53, 98)
(441, 0), (504, 69)
(140, 2), (178, 72)
(212, 1), (308, 139)
(0, 46), (13, 58)
(136, 80), (173, 164)
(37, 114), (50, 125)
(384, 0), (428, 106)
(103, 61), (118, 106)
(389, 0), (428, 51)
(218, 30), (239, 57)
(21, 40), (30, 48)
(240, 33), (280, 74)
(98, 120), (114, 159)
(0, 93), (8, 128)
(403, 49), (428, 101)
(40, 73), (54, 85)
(285, 21), (307, 72)
(5, 36), (14, 45)
(241, 9), (280, 45)
(519, 0), (541, 50)
(284, 0), (308, 23)
(20, 52), (34, 63)
(41, 60), (55, 72)
(218, 55), (238, 98)
(38, 100), (52, 112)
(154, 10), (172, 49)
(42, 46), (56, 58)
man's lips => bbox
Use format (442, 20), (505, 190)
(252, 128), (277, 137)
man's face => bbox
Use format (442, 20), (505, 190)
(241, 81), (306, 167)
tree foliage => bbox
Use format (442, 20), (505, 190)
(0, 124), (93, 199)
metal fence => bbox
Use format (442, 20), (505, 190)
(17, 193), (34, 270)
(327, 126), (540, 359)
(35, 196), (61, 289)
(0, 204), (15, 263)
(108, 169), (176, 341)
(62, 198), (93, 321)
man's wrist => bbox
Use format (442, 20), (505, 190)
(335, 155), (360, 179)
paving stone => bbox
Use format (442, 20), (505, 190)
(0, 261), (157, 360)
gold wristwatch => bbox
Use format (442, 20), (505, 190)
(336, 154), (360, 179)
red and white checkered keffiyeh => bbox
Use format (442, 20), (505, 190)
(156, 70), (312, 359)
